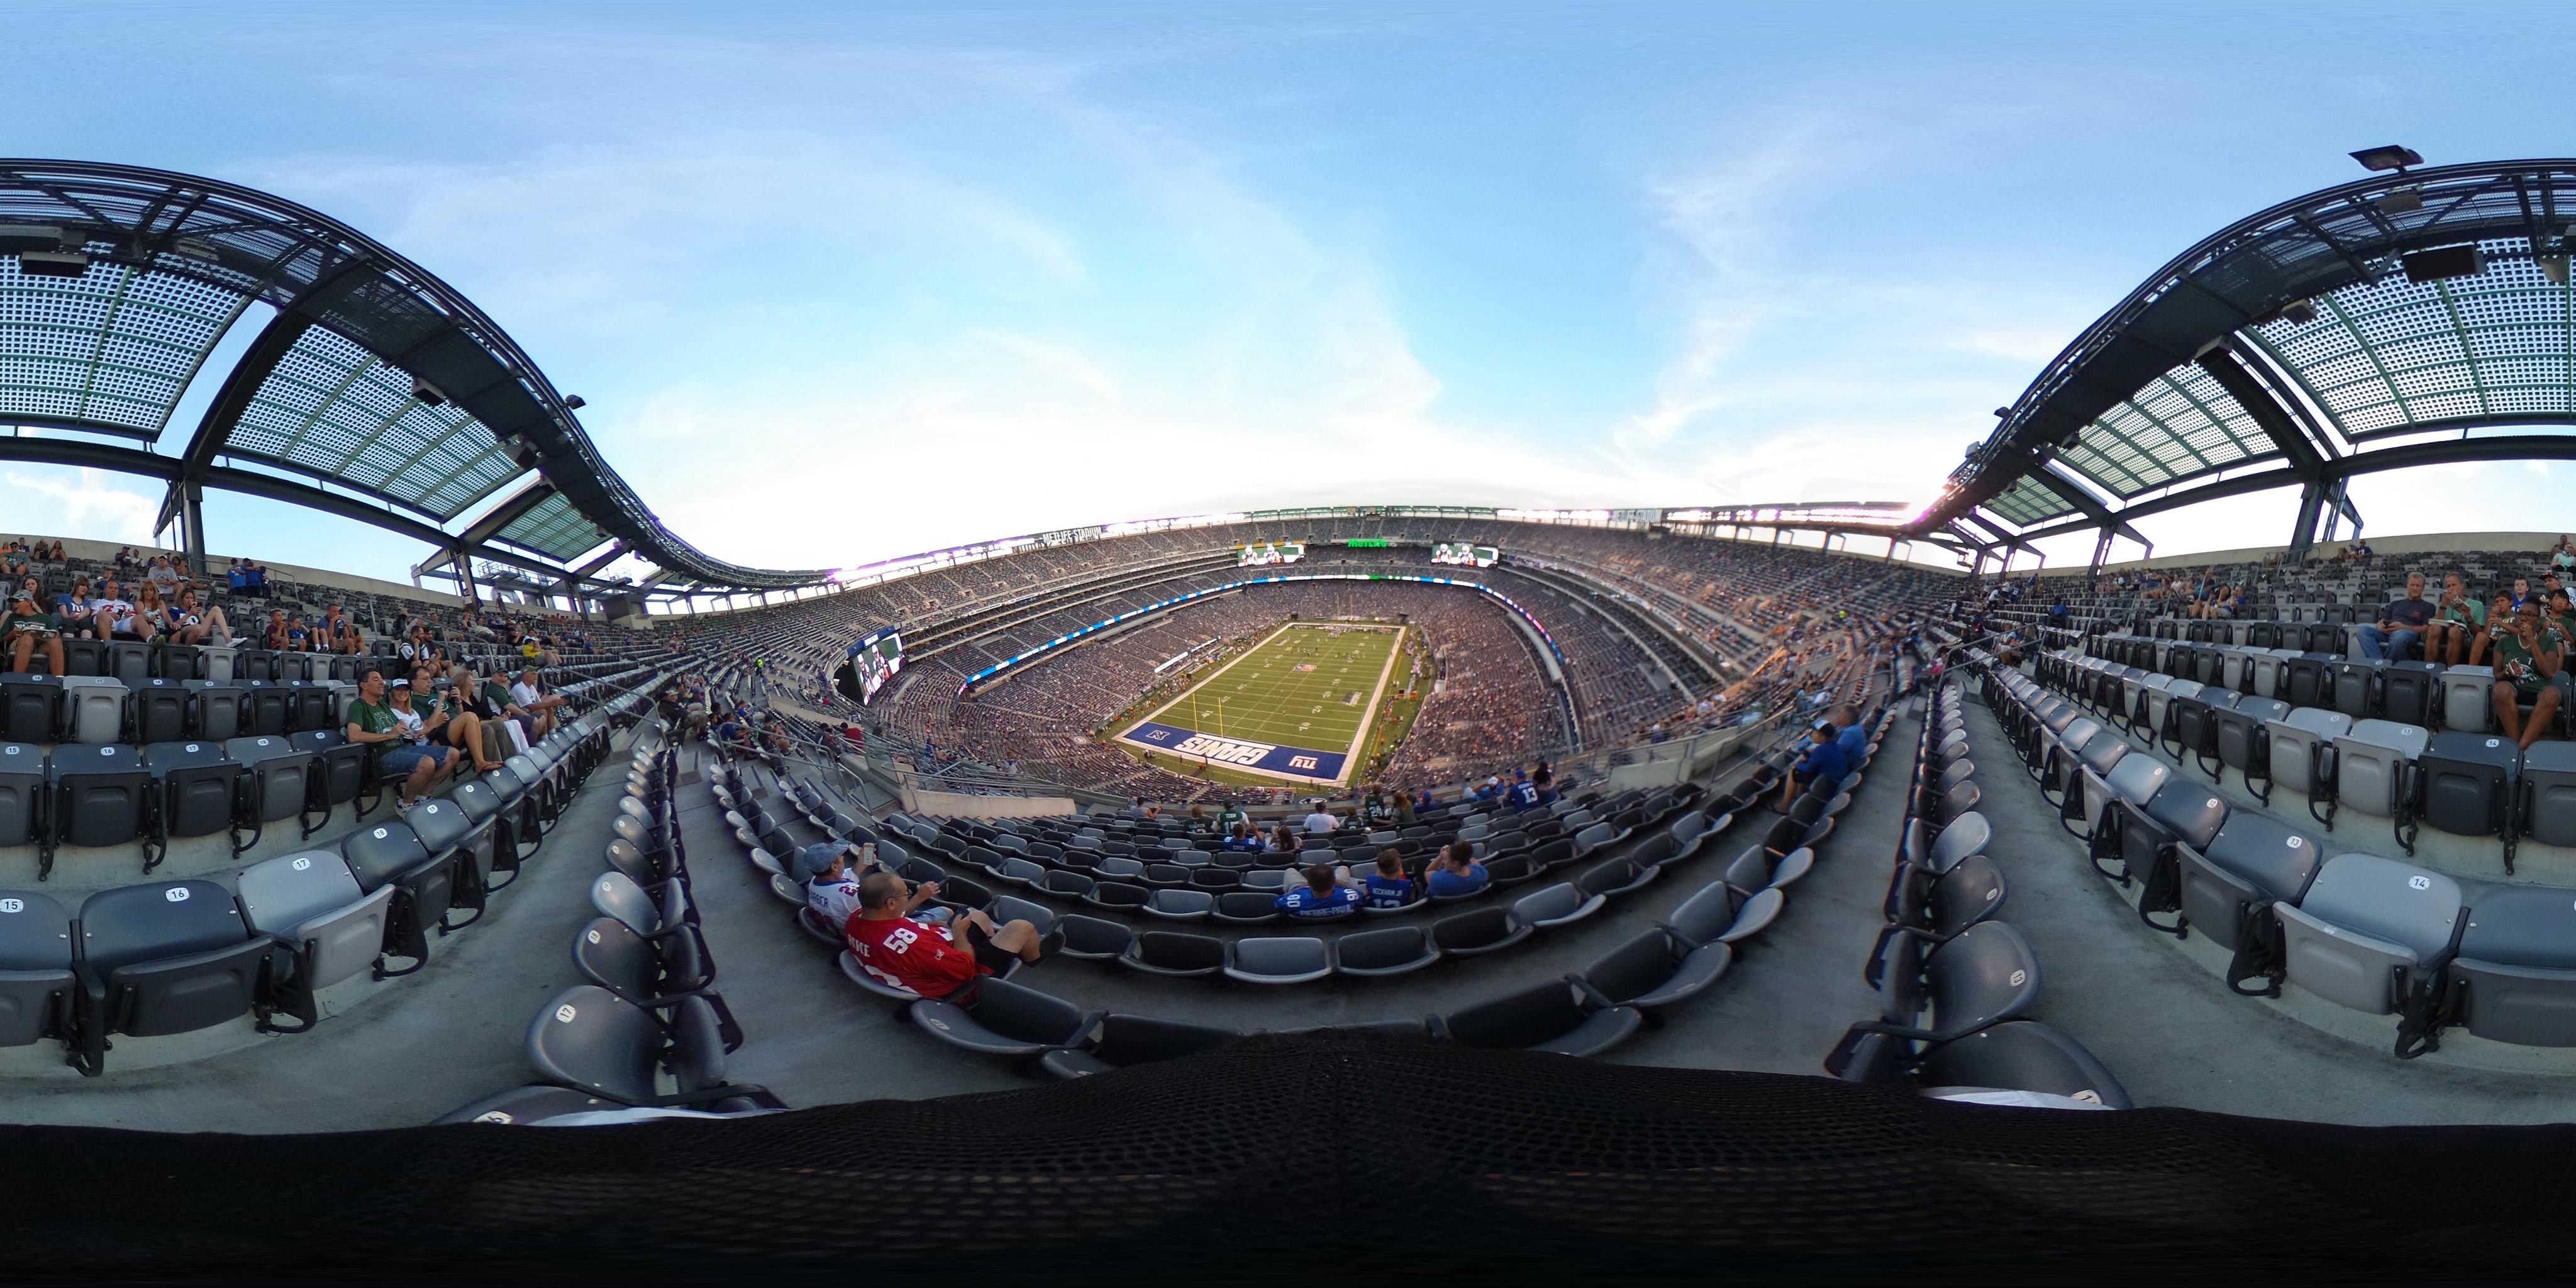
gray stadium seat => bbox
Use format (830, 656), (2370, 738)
(1213, 891), (1281, 926)
(1430, 904), (1531, 957)
(2256, 707), (2352, 806)
(435, 1085), (616, 1126)
(69, 880), (280, 1076)
(2521, 742), (2576, 848)
(234, 850), (397, 1031)
(1575, 855), (1658, 901)
(2318, 719), (2429, 843)
(2275, 853), (2463, 1016)
(1224, 936), (1331, 985)
(1513, 882), (1604, 931)
(1119, 930), (1226, 977)
(1331, 926), (1440, 978)
(1828, 921), (2041, 1074)
(1580, 928), (1732, 1010)
(2440, 885), (2576, 1046)
(1665, 879), (1782, 948)
(529, 984), (781, 1109)
(2441, 665), (2495, 732)
(2175, 812), (2322, 955)
(345, 820), (455, 975)
(1054, 913), (1134, 962)
(2071, 751), (2167, 841)
(1036, 1013), (1238, 1079)
(1867, 853), (2006, 989)
(0, 889), (73, 1047)
(1435, 977), (1641, 1057)
(909, 976), (1097, 1060)
(1142, 888), (1214, 920)
(1914, 1019), (2131, 1109)
(1570, 821), (1617, 858)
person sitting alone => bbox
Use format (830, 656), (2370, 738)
(2358, 572), (2436, 662)
(1780, 717), (1852, 811)
(1278, 862), (1360, 921)
(1361, 847), (1418, 909)
(842, 869), (1045, 1001)
(2490, 601), (2567, 752)
(1424, 842), (1489, 898)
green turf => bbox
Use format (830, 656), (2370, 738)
(1128, 622), (1404, 762)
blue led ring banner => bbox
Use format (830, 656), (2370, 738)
(1121, 720), (1347, 781)
(955, 572), (1565, 696)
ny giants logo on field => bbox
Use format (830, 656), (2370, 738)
(1172, 733), (1278, 765)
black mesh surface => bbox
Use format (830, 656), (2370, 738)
(6, 1030), (2571, 1282)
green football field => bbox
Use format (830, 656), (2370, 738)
(1126, 622), (1405, 769)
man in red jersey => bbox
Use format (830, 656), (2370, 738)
(844, 870), (1047, 1000)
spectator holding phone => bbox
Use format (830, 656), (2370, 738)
(54, 577), (94, 637)
(1, 589), (64, 675)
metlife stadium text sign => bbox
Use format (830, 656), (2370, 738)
(1123, 721), (1346, 780)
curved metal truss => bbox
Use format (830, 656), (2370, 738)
(0, 159), (826, 590)
(1928, 158), (2576, 544)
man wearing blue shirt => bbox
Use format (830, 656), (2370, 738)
(1506, 769), (1541, 811)
(1781, 718), (1852, 811)
(1277, 864), (1360, 920)
(1829, 704), (1868, 765)
(1424, 844), (1489, 897)
(1360, 848), (1417, 909)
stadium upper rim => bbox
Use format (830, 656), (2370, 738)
(0, 158), (830, 593)
(1924, 157), (2576, 550)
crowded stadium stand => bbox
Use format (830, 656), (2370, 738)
(17, 155), (2576, 1282)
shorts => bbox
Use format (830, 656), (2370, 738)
(963, 922), (1018, 975)
(379, 743), (454, 777)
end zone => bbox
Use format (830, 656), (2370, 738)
(1120, 721), (1349, 782)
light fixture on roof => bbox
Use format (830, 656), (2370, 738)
(562, 395), (585, 409)
(2280, 299), (2318, 325)
(2377, 186), (2426, 216)
(2541, 255), (2572, 286)
(15, 250), (91, 279)
(2350, 145), (2423, 173)
(1992, 407), (2012, 419)
(2399, 244), (2487, 284)
(411, 375), (449, 407)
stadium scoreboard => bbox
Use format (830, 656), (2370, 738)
(1432, 542), (1498, 567)
(837, 627), (905, 705)
(1238, 541), (1305, 566)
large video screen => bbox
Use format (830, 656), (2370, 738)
(1238, 541), (1305, 566)
(846, 627), (904, 705)
(1432, 541), (1497, 567)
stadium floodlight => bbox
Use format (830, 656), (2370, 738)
(2541, 255), (2572, 286)
(411, 375), (449, 407)
(2350, 145), (2423, 172)
(562, 394), (586, 409)
(2280, 300), (2318, 325)
(2377, 186), (2425, 216)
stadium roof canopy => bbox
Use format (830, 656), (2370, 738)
(0, 160), (826, 592)
(1924, 158), (2576, 554)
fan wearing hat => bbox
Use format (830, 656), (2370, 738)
(1, 587), (64, 675)
(343, 668), (458, 809)
(798, 839), (892, 928)
(1781, 716), (1852, 811)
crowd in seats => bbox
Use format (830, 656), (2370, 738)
(683, 681), (1912, 1072)
(0, 673), (655, 1078)
(1975, 596), (2576, 1060)
(660, 519), (1957, 804)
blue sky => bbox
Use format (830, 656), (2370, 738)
(8, 1), (2575, 586)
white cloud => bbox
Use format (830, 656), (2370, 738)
(4, 468), (164, 547)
